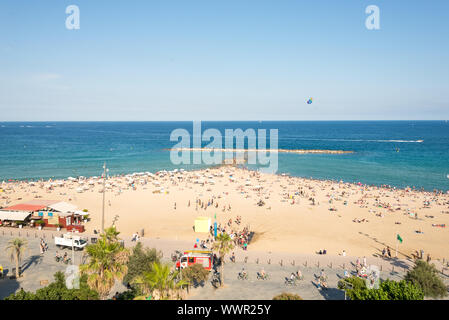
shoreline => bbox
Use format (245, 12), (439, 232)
(1, 165), (448, 261)
(1, 164), (447, 194)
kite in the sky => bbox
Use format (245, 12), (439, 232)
(307, 98), (313, 104)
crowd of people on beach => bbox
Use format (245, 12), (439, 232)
(1, 165), (448, 262)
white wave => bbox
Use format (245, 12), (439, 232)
(294, 138), (423, 143)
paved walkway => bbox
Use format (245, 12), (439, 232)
(186, 261), (407, 300)
(1, 227), (448, 300)
(0, 234), (85, 299)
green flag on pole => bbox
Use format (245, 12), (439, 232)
(397, 234), (403, 243)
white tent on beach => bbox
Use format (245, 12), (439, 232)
(0, 210), (31, 221)
(48, 201), (78, 213)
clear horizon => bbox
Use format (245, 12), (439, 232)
(1, 120), (449, 123)
(1, 0), (448, 121)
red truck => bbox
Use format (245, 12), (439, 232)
(175, 250), (213, 271)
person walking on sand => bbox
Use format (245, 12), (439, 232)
(363, 256), (367, 267)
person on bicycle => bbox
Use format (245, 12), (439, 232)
(320, 269), (326, 279)
(240, 267), (247, 277)
(260, 268), (266, 279)
(296, 269), (302, 279)
(319, 269), (327, 288)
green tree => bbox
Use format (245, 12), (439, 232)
(338, 276), (366, 291)
(103, 225), (121, 243)
(5, 271), (99, 300)
(212, 233), (234, 287)
(341, 276), (424, 300)
(4, 288), (35, 300)
(132, 262), (188, 300)
(115, 286), (141, 300)
(6, 238), (27, 278)
(123, 242), (162, 286)
(80, 228), (129, 299)
(380, 280), (424, 300)
(181, 263), (210, 292)
(273, 293), (303, 300)
(404, 260), (447, 298)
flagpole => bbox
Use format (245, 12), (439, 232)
(395, 234), (398, 258)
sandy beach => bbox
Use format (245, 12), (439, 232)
(1, 166), (448, 260)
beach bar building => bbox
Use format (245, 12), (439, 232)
(0, 200), (86, 232)
(0, 210), (32, 227)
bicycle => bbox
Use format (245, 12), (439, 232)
(294, 274), (304, 281)
(237, 272), (248, 280)
(211, 271), (221, 288)
(284, 277), (297, 286)
(171, 250), (183, 262)
(257, 272), (269, 280)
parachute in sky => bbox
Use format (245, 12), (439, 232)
(307, 98), (313, 104)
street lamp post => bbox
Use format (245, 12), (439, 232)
(101, 162), (108, 233)
(71, 228), (75, 266)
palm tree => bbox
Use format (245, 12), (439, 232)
(79, 236), (129, 299)
(132, 262), (188, 300)
(102, 225), (120, 243)
(6, 238), (28, 278)
(212, 233), (234, 287)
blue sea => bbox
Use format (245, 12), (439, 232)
(0, 121), (448, 191)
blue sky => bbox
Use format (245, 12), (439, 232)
(0, 0), (448, 121)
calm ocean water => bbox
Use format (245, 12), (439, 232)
(0, 121), (448, 191)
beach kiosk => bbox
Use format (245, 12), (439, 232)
(194, 216), (211, 233)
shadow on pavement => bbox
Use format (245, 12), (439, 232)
(317, 287), (345, 300)
(0, 278), (21, 300)
(21, 255), (43, 273)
